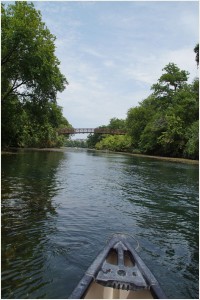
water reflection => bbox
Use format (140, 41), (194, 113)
(119, 158), (199, 298)
(1, 150), (65, 298)
(1, 150), (199, 299)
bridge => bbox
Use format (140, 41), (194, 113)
(58, 128), (127, 135)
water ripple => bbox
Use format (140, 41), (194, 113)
(1, 149), (198, 299)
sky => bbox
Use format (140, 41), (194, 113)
(11, 1), (200, 138)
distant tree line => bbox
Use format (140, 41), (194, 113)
(64, 139), (88, 148)
(1, 2), (71, 148)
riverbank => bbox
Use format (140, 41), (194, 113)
(86, 147), (199, 164)
(98, 150), (199, 165)
(110, 150), (199, 165)
(1, 147), (65, 154)
(2, 147), (199, 165)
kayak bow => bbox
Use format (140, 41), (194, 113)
(69, 234), (166, 299)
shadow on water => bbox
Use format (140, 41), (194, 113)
(1, 150), (66, 299)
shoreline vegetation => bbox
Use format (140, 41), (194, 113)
(2, 2), (199, 160)
(2, 147), (199, 165)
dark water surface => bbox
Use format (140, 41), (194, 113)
(1, 148), (199, 299)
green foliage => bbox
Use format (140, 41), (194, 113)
(157, 114), (185, 156)
(87, 119), (127, 149)
(108, 118), (126, 130)
(20, 123), (63, 148)
(1, 94), (25, 147)
(126, 60), (199, 159)
(126, 102), (153, 148)
(1, 2), (70, 148)
(64, 139), (88, 148)
(150, 63), (190, 112)
(17, 102), (70, 148)
(87, 130), (106, 149)
(139, 113), (166, 154)
(1, 1), (67, 102)
(184, 121), (199, 159)
(92, 56), (198, 159)
(95, 135), (132, 152)
(87, 125), (109, 148)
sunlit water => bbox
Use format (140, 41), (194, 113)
(1, 148), (199, 299)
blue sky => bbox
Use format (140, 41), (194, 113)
(11, 1), (200, 136)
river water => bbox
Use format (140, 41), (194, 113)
(1, 148), (199, 299)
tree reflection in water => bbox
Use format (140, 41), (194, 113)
(1, 150), (65, 299)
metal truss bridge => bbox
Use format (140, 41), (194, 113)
(58, 128), (127, 135)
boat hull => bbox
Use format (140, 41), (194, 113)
(69, 234), (166, 299)
(83, 282), (153, 299)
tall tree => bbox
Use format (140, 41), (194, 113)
(151, 63), (189, 101)
(1, 2), (69, 148)
(1, 2), (68, 103)
(126, 61), (198, 159)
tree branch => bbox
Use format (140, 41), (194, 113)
(1, 44), (18, 66)
(2, 80), (27, 101)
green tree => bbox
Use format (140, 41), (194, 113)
(139, 113), (167, 154)
(95, 135), (132, 152)
(64, 139), (88, 148)
(1, 2), (67, 103)
(87, 126), (107, 148)
(87, 118), (127, 149)
(1, 94), (25, 147)
(151, 63), (189, 107)
(125, 59), (198, 159)
(1, 2), (69, 148)
(17, 101), (71, 148)
(108, 118), (126, 130)
(126, 97), (154, 148)
(157, 114), (185, 156)
(184, 121), (199, 159)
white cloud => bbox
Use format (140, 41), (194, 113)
(57, 44), (198, 130)
(82, 47), (105, 59)
(103, 60), (116, 68)
(120, 46), (198, 88)
(33, 1), (198, 132)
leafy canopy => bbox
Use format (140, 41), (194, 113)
(151, 63), (189, 100)
(126, 61), (198, 159)
(1, 1), (70, 148)
(1, 1), (68, 103)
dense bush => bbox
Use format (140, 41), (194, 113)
(95, 135), (132, 152)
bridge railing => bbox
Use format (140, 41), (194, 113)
(94, 128), (126, 135)
(58, 128), (127, 135)
(58, 128), (95, 134)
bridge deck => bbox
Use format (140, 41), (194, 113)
(58, 128), (127, 135)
